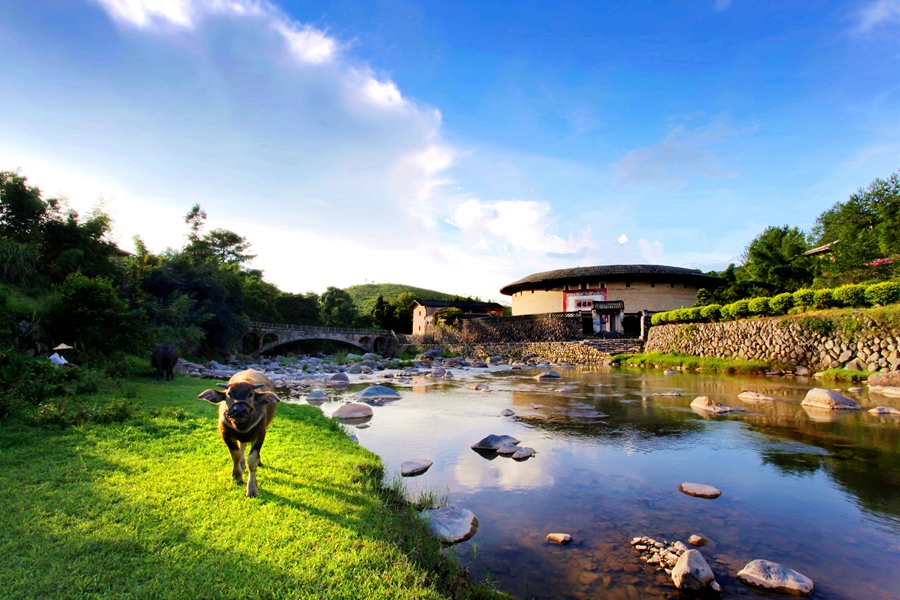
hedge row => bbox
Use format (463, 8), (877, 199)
(651, 281), (900, 326)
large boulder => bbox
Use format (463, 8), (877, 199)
(671, 549), (715, 590)
(801, 388), (862, 410)
(329, 372), (350, 383)
(736, 559), (814, 596)
(691, 396), (745, 414)
(868, 370), (900, 389)
(418, 506), (478, 544)
(471, 434), (520, 450)
(333, 403), (374, 419)
(306, 389), (327, 402)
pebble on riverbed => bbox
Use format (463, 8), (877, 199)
(546, 533), (572, 544)
(631, 536), (720, 592)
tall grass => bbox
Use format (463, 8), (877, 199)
(610, 351), (778, 374)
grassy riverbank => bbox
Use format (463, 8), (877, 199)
(0, 376), (505, 600)
(610, 351), (780, 374)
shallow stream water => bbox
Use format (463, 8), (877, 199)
(312, 367), (900, 599)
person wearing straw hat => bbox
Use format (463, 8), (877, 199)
(49, 343), (73, 367)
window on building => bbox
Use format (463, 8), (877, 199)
(581, 283), (587, 290)
(651, 282), (656, 288)
(626, 282), (631, 288)
(670, 282), (675, 288)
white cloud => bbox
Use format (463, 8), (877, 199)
(638, 238), (665, 263)
(617, 234), (628, 244)
(274, 21), (337, 64)
(611, 122), (741, 187)
(853, 0), (900, 32)
(448, 198), (592, 257)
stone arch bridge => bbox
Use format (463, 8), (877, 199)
(244, 322), (400, 357)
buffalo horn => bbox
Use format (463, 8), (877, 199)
(216, 382), (229, 389)
(252, 383), (265, 389)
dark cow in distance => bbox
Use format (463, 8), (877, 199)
(151, 344), (179, 381)
(198, 369), (279, 497)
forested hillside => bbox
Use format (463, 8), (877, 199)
(345, 283), (461, 313)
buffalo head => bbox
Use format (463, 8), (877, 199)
(199, 381), (278, 426)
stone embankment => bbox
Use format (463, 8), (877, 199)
(646, 313), (900, 372)
(406, 339), (644, 364)
(418, 314), (585, 345)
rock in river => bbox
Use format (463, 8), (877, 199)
(678, 482), (722, 499)
(496, 443), (520, 455)
(419, 506), (478, 544)
(688, 534), (708, 547)
(306, 389), (327, 402)
(691, 396), (745, 414)
(738, 390), (776, 402)
(534, 370), (562, 380)
(354, 385), (402, 401)
(512, 447), (535, 460)
(333, 403), (373, 419)
(401, 459), (433, 477)
(546, 533), (571, 544)
(671, 549), (715, 590)
(500, 408), (515, 416)
(869, 406), (900, 415)
(801, 388), (862, 410)
(736, 559), (814, 596)
(471, 434), (521, 451)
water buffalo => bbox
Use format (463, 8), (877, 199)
(151, 344), (179, 381)
(198, 369), (279, 497)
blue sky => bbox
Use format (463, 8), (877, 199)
(1, 0), (897, 301)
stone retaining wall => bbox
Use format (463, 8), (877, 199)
(645, 313), (900, 372)
(404, 340), (639, 364)
(412, 315), (585, 345)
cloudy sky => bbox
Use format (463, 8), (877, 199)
(1, 1), (897, 302)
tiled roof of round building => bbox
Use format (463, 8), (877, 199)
(499, 264), (722, 296)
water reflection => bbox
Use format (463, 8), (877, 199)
(318, 367), (900, 600)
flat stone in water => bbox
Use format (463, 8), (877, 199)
(512, 447), (535, 460)
(738, 390), (776, 402)
(678, 482), (722, 499)
(471, 434), (521, 450)
(801, 388), (862, 410)
(469, 383), (490, 390)
(333, 403), (374, 419)
(691, 396), (745, 414)
(664, 369), (677, 375)
(419, 506), (478, 544)
(688, 534), (708, 547)
(354, 385), (402, 400)
(500, 408), (515, 416)
(737, 559), (814, 596)
(652, 391), (681, 397)
(306, 390), (327, 401)
(869, 406), (900, 415)
(546, 533), (571, 544)
(534, 370), (562, 380)
(401, 459), (433, 477)
(496, 443), (520, 455)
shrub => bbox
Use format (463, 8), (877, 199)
(686, 307), (704, 322)
(721, 299), (749, 321)
(748, 297), (771, 316)
(700, 304), (722, 321)
(793, 288), (815, 307)
(769, 293), (794, 315)
(832, 284), (869, 308)
(813, 288), (835, 309)
(865, 281), (900, 306)
(651, 312), (669, 326)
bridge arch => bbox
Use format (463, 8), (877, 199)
(245, 322), (399, 357)
(257, 336), (370, 356)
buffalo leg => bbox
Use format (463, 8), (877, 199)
(226, 439), (243, 485)
(239, 441), (248, 472)
(246, 449), (261, 497)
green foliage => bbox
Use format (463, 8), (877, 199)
(0, 349), (104, 418)
(0, 170), (48, 244)
(700, 304), (722, 321)
(345, 283), (463, 314)
(741, 225), (815, 293)
(813, 171), (900, 281)
(45, 273), (150, 358)
(275, 291), (322, 325)
(769, 293), (794, 314)
(865, 281), (900, 306)
(814, 369), (870, 383)
(612, 351), (776, 374)
(813, 288), (835, 309)
(748, 296), (772, 316)
(0, 237), (38, 284)
(794, 315), (835, 337)
(793, 288), (816, 307)
(832, 284), (869, 308)
(319, 286), (359, 327)
(721, 299), (749, 320)
(433, 307), (465, 326)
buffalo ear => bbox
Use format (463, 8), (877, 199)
(254, 391), (279, 404)
(199, 389), (227, 403)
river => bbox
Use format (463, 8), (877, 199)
(316, 367), (900, 599)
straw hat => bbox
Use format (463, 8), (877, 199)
(52, 343), (74, 351)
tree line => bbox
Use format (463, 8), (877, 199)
(698, 171), (900, 305)
(0, 170), (424, 363)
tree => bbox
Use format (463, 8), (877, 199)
(319, 287), (358, 327)
(741, 225), (815, 293)
(813, 171), (900, 281)
(434, 307), (465, 326)
(276, 292), (322, 325)
(0, 170), (49, 243)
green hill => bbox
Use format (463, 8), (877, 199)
(345, 283), (466, 313)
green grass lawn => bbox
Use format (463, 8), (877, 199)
(0, 376), (505, 600)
